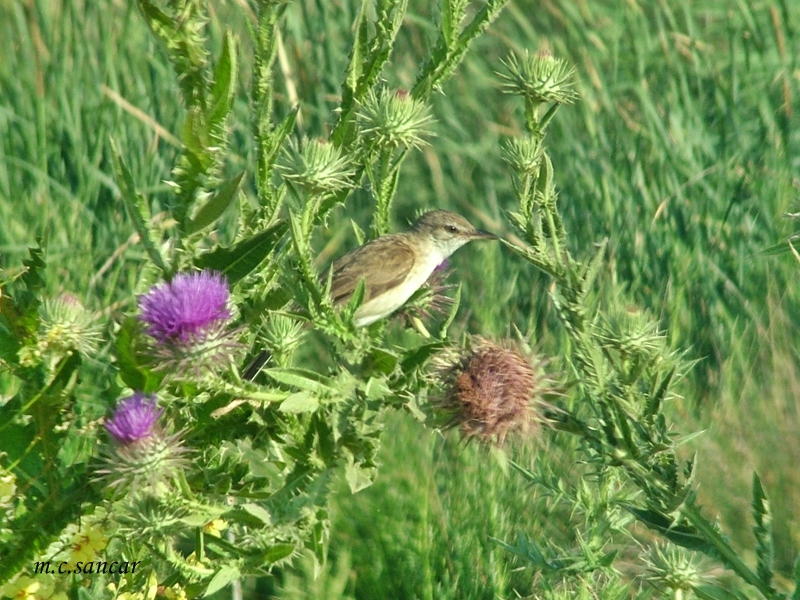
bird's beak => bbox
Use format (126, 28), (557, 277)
(472, 229), (498, 240)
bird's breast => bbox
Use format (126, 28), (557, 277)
(353, 245), (445, 326)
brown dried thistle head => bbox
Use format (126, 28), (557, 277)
(435, 337), (553, 445)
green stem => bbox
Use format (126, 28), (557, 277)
(681, 505), (772, 597)
(544, 206), (563, 268)
(520, 172), (534, 221)
(539, 103), (560, 131)
(196, 527), (205, 562)
(371, 150), (394, 237)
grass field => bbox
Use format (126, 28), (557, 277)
(1, 0), (799, 597)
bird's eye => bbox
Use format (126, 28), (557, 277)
(445, 225), (458, 233)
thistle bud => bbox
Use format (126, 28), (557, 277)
(357, 88), (434, 152)
(502, 135), (544, 176)
(277, 137), (356, 195)
(499, 50), (578, 105)
(259, 314), (305, 367)
(644, 543), (706, 592)
(18, 294), (102, 367)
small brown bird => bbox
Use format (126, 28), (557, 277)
(328, 210), (496, 326)
(243, 210), (496, 379)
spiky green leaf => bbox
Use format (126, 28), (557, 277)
(195, 220), (287, 285)
(186, 172), (244, 235)
(204, 565), (240, 597)
(751, 472), (775, 590)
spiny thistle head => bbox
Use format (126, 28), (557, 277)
(502, 135), (545, 176)
(259, 314), (305, 366)
(644, 543), (706, 591)
(499, 50), (578, 105)
(277, 137), (356, 195)
(435, 337), (552, 444)
(113, 493), (191, 541)
(596, 303), (668, 363)
(357, 88), (434, 152)
(41, 294), (102, 353)
(18, 294), (102, 367)
(98, 393), (188, 497)
(138, 270), (241, 376)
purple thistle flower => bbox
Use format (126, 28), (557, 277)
(136, 271), (242, 377)
(105, 393), (163, 444)
(138, 271), (231, 344)
(98, 393), (188, 497)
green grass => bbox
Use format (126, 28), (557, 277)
(0, 0), (179, 308)
(261, 412), (595, 600)
(2, 0), (799, 597)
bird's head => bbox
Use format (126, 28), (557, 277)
(412, 210), (497, 256)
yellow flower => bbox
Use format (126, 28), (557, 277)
(114, 593), (145, 600)
(67, 524), (108, 565)
(38, 585), (68, 600)
(0, 569), (68, 599)
(0, 575), (40, 600)
(110, 571), (157, 600)
(203, 519), (228, 538)
(145, 570), (158, 600)
(0, 472), (16, 503)
(28, 574), (66, 600)
(163, 584), (188, 600)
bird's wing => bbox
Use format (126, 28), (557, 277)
(329, 234), (416, 305)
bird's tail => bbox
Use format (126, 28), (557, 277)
(242, 350), (271, 381)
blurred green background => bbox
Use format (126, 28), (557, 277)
(1, 0), (798, 596)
